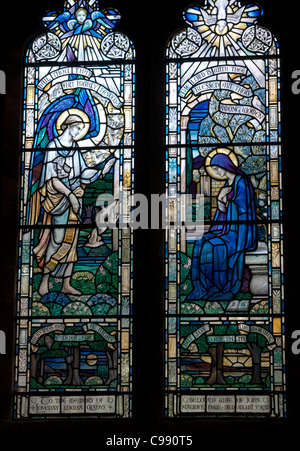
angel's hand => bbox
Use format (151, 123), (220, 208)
(68, 192), (80, 214)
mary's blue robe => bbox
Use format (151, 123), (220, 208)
(188, 174), (257, 301)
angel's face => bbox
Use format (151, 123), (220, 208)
(69, 123), (84, 139)
(76, 9), (87, 24)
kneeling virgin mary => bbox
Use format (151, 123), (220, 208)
(188, 149), (257, 301)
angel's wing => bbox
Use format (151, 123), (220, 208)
(45, 11), (71, 32)
(26, 95), (76, 225)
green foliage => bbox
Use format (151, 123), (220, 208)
(72, 271), (96, 295)
(85, 376), (104, 386)
(194, 377), (205, 385)
(30, 378), (44, 389)
(180, 278), (193, 298)
(180, 252), (192, 283)
(180, 252), (193, 301)
(32, 301), (50, 316)
(46, 302), (63, 316)
(264, 374), (270, 388)
(44, 376), (63, 386)
(238, 374), (252, 384)
(62, 301), (93, 316)
(181, 302), (204, 314)
(83, 176), (113, 206)
(109, 379), (117, 389)
(40, 349), (68, 359)
(204, 301), (224, 314)
(250, 299), (269, 314)
(180, 374), (193, 388)
(95, 252), (118, 296)
(90, 303), (112, 315)
(235, 292), (252, 300)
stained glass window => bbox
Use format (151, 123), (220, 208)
(165, 0), (286, 418)
(14, 0), (135, 418)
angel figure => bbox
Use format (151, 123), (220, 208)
(45, 3), (120, 38)
(29, 112), (115, 297)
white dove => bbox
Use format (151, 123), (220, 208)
(201, 0), (245, 34)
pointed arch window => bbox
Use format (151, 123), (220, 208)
(14, 0), (135, 418)
(165, 0), (286, 418)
